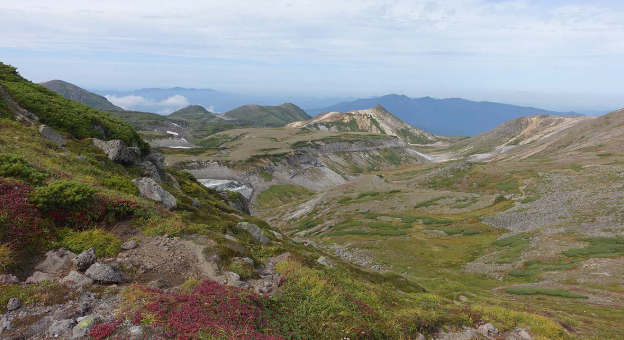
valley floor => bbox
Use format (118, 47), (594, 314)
(256, 157), (624, 339)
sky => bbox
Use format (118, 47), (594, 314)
(1, 0), (623, 113)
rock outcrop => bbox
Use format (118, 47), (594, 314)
(76, 248), (97, 271)
(35, 248), (76, 274)
(235, 222), (270, 245)
(133, 177), (177, 209)
(92, 139), (141, 166)
(38, 125), (66, 146)
(85, 263), (127, 284)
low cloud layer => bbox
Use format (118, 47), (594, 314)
(105, 94), (190, 114)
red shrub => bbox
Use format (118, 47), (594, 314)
(0, 178), (49, 249)
(46, 194), (150, 229)
(88, 321), (120, 340)
(126, 280), (285, 340)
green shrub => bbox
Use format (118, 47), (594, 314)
(508, 270), (534, 278)
(58, 228), (121, 257)
(0, 153), (47, 183)
(226, 260), (256, 280)
(257, 185), (314, 208)
(31, 180), (98, 211)
(562, 236), (624, 258)
(101, 175), (139, 195)
(505, 287), (587, 299)
(357, 191), (380, 199)
(0, 243), (14, 274)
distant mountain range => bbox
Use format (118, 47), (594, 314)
(93, 87), (352, 114)
(47, 80), (586, 137)
(306, 94), (583, 136)
(41, 80), (123, 111)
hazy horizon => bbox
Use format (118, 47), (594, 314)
(2, 0), (623, 114)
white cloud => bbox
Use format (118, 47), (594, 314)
(105, 94), (190, 112)
(1, 0), (623, 108)
(104, 95), (147, 109)
(158, 95), (190, 108)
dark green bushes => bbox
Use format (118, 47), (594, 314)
(101, 175), (139, 195)
(31, 180), (98, 211)
(57, 228), (122, 257)
(0, 153), (47, 184)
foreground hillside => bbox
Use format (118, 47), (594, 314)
(0, 63), (580, 340)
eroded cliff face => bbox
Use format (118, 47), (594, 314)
(183, 137), (430, 209)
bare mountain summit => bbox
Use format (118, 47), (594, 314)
(40, 79), (123, 111)
(287, 104), (446, 145)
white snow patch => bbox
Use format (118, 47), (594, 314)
(166, 131), (179, 136)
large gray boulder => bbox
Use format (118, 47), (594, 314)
(0, 274), (19, 284)
(85, 263), (127, 284)
(6, 297), (21, 311)
(61, 270), (94, 287)
(39, 125), (66, 146)
(35, 248), (76, 274)
(71, 315), (100, 340)
(76, 248), (97, 271)
(48, 319), (76, 338)
(143, 152), (167, 182)
(133, 177), (177, 209)
(92, 139), (141, 166)
(25, 271), (54, 284)
(235, 222), (269, 245)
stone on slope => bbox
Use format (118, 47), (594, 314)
(235, 222), (269, 244)
(61, 270), (94, 287)
(316, 256), (334, 267)
(76, 248), (97, 271)
(133, 177), (177, 209)
(85, 263), (127, 284)
(0, 274), (19, 284)
(6, 297), (21, 311)
(92, 139), (141, 166)
(477, 323), (498, 336)
(121, 240), (138, 250)
(26, 271), (55, 284)
(48, 319), (76, 338)
(35, 248), (76, 274)
(39, 125), (67, 146)
(71, 314), (100, 340)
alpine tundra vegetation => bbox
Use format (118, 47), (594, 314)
(1, 0), (624, 339)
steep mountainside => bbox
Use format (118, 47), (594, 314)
(444, 109), (624, 163)
(288, 104), (442, 144)
(225, 103), (311, 127)
(446, 115), (592, 159)
(0, 63), (147, 151)
(41, 79), (123, 111)
(306, 94), (582, 136)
